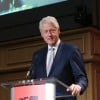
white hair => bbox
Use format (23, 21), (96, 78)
(39, 16), (60, 32)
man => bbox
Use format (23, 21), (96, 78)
(29, 16), (88, 100)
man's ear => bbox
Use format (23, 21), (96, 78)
(41, 32), (43, 38)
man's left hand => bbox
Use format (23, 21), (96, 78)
(66, 84), (81, 96)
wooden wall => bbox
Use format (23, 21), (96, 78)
(0, 27), (100, 100)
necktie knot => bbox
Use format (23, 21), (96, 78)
(49, 47), (55, 51)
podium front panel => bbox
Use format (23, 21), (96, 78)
(11, 83), (55, 100)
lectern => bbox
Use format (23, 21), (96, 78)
(1, 78), (73, 100)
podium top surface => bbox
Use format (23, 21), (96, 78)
(0, 77), (68, 89)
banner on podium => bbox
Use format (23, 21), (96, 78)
(11, 83), (55, 100)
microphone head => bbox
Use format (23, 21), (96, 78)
(26, 70), (30, 79)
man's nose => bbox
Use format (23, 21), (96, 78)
(47, 30), (52, 35)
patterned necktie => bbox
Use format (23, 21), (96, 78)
(46, 47), (55, 76)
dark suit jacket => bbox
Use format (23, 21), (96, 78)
(29, 41), (88, 100)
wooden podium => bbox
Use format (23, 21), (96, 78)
(1, 78), (73, 100)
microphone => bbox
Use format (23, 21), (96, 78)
(26, 70), (30, 79)
(26, 66), (32, 79)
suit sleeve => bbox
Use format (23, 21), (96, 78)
(69, 47), (88, 94)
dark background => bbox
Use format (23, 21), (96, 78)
(0, 0), (98, 42)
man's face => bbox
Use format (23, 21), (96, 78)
(40, 23), (60, 46)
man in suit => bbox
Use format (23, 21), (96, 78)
(29, 16), (88, 100)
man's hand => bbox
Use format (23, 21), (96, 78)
(66, 84), (81, 96)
